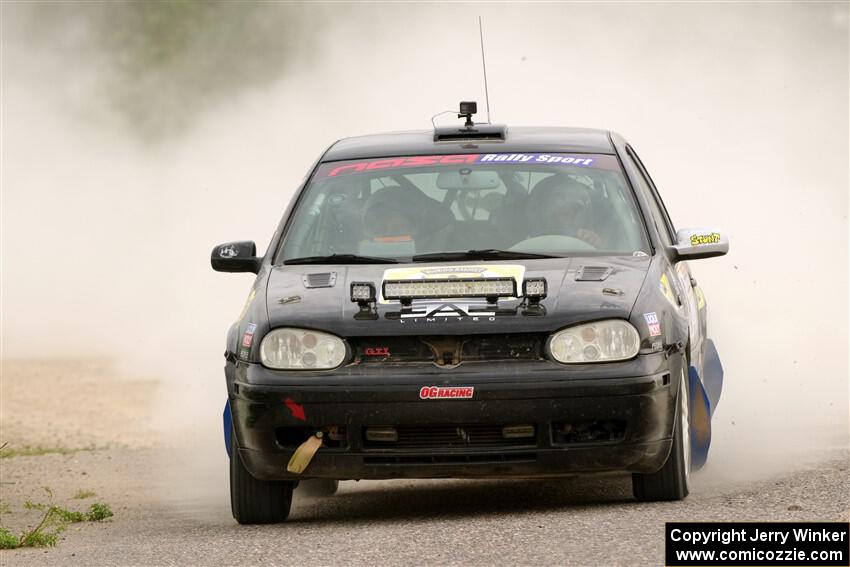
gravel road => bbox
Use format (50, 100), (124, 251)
(1, 360), (847, 566)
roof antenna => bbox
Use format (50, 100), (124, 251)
(478, 16), (491, 124)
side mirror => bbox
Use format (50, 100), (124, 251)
(211, 241), (262, 273)
(670, 228), (729, 261)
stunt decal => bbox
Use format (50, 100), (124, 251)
(419, 386), (474, 399)
(690, 232), (721, 246)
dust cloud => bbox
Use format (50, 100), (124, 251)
(2, 1), (847, 498)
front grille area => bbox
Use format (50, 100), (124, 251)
(363, 453), (536, 465)
(362, 424), (536, 450)
(351, 334), (545, 365)
(552, 420), (626, 445)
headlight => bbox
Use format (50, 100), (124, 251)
(260, 328), (347, 370)
(548, 320), (639, 363)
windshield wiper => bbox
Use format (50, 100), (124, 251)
(283, 254), (400, 265)
(412, 249), (559, 262)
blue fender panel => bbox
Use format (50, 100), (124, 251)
(688, 365), (712, 470)
(702, 338), (724, 416)
(224, 399), (233, 458)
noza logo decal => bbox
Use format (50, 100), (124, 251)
(419, 386), (474, 400)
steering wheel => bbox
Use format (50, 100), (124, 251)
(456, 190), (482, 220)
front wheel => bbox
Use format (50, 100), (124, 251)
(230, 427), (295, 524)
(632, 365), (691, 501)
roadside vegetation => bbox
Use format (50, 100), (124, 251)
(0, 488), (112, 550)
(0, 446), (92, 459)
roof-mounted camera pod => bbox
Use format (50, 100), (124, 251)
(458, 101), (478, 128)
(432, 101), (507, 142)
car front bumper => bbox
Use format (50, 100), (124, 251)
(228, 354), (680, 480)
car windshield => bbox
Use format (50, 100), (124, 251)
(278, 153), (649, 263)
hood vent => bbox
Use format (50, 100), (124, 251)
(575, 266), (613, 282)
(302, 272), (337, 288)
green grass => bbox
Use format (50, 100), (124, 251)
(72, 490), (96, 500)
(0, 446), (91, 459)
(0, 527), (21, 549)
(86, 503), (112, 522)
(0, 499), (113, 549)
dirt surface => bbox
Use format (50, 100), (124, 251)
(0, 359), (161, 451)
(1, 359), (848, 566)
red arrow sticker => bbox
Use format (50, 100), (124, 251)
(284, 397), (306, 421)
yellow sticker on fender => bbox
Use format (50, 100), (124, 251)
(660, 273), (677, 307)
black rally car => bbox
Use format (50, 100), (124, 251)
(212, 105), (728, 524)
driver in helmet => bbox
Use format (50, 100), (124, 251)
(359, 187), (418, 256)
(359, 186), (453, 255)
(529, 175), (605, 248)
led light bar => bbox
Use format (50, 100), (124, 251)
(382, 278), (516, 300)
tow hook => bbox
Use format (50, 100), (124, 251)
(665, 341), (685, 358)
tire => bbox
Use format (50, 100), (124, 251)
(297, 479), (339, 498)
(230, 427), (295, 524)
(632, 365), (691, 501)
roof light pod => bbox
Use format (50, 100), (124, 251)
(548, 320), (639, 364)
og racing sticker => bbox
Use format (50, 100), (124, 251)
(419, 386), (474, 399)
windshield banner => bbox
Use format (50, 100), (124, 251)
(316, 153), (619, 179)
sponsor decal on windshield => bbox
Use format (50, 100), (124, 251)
(480, 153), (594, 166)
(316, 153), (614, 179)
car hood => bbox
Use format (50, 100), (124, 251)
(266, 256), (650, 337)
